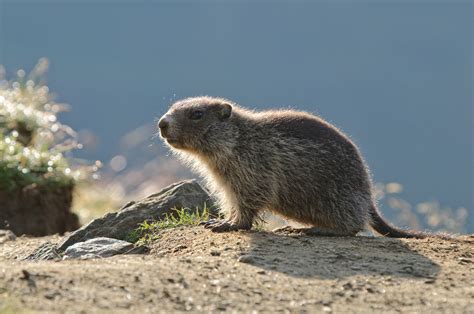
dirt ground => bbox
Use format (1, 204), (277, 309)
(0, 227), (473, 313)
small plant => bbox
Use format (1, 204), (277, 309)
(127, 205), (211, 245)
(252, 221), (266, 232)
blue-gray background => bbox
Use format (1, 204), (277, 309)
(1, 1), (472, 231)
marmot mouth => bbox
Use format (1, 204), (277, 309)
(165, 138), (182, 147)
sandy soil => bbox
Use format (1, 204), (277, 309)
(0, 227), (473, 313)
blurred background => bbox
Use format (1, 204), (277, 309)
(0, 0), (472, 233)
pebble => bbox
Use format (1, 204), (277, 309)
(0, 230), (16, 243)
(238, 255), (257, 264)
(63, 237), (141, 260)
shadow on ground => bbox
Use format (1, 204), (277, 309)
(240, 230), (440, 280)
(146, 226), (441, 281)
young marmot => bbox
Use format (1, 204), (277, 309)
(158, 96), (429, 238)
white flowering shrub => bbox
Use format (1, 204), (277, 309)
(0, 59), (100, 192)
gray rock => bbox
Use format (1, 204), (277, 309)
(57, 179), (214, 251)
(25, 242), (62, 261)
(0, 229), (16, 243)
(238, 254), (259, 264)
(63, 237), (146, 260)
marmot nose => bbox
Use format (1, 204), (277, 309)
(158, 117), (169, 130)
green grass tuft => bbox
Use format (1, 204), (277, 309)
(126, 205), (211, 245)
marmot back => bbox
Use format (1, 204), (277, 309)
(158, 96), (435, 238)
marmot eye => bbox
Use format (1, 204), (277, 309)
(189, 110), (204, 120)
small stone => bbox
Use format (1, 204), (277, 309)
(458, 258), (472, 265)
(20, 269), (31, 280)
(44, 291), (60, 300)
(210, 250), (221, 256)
(63, 237), (145, 260)
(342, 282), (353, 290)
(0, 230), (16, 243)
(25, 242), (62, 261)
(401, 266), (414, 273)
(238, 255), (257, 264)
(172, 245), (187, 252)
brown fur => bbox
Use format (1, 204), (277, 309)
(158, 96), (440, 238)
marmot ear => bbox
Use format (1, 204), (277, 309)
(219, 103), (232, 120)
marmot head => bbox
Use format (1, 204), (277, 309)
(158, 96), (235, 153)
